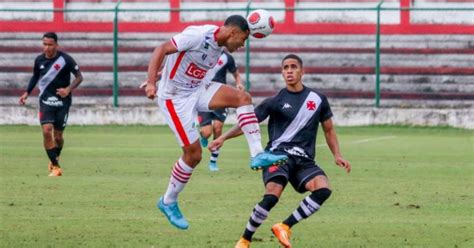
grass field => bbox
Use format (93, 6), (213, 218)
(0, 125), (473, 248)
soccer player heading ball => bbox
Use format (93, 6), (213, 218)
(143, 15), (288, 230)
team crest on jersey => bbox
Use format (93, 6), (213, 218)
(54, 63), (61, 71)
(306, 100), (317, 110)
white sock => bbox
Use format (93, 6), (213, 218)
(236, 105), (264, 157)
(163, 158), (193, 205)
(210, 149), (220, 163)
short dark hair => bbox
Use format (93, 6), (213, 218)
(42, 32), (58, 42)
(282, 54), (303, 68)
(224, 15), (249, 32)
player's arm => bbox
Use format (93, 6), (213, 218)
(208, 97), (272, 151)
(321, 119), (351, 173)
(19, 58), (40, 105)
(57, 55), (83, 98)
(231, 70), (244, 91)
(208, 125), (244, 151)
(145, 41), (178, 100)
(228, 55), (244, 91)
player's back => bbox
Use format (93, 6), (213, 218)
(159, 25), (224, 99)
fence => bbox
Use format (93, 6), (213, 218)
(1, 0), (473, 107)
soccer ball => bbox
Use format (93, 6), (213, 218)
(246, 9), (275, 39)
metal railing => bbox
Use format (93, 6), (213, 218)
(1, 2), (473, 107)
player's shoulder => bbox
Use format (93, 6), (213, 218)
(307, 87), (328, 100)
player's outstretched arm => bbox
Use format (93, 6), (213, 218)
(208, 124), (244, 151)
(322, 118), (351, 173)
(145, 41), (178, 100)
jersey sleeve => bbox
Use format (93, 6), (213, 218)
(171, 27), (202, 52)
(26, 57), (40, 94)
(64, 54), (80, 77)
(320, 94), (333, 122)
(226, 53), (237, 73)
(255, 97), (274, 122)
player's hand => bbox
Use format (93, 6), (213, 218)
(208, 137), (225, 152)
(19, 92), (28, 105)
(236, 83), (245, 91)
(335, 156), (351, 173)
(56, 87), (71, 98)
(144, 82), (157, 100)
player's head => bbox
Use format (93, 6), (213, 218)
(281, 54), (304, 87)
(220, 15), (249, 52)
(42, 32), (58, 59)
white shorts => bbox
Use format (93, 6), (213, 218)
(158, 81), (222, 147)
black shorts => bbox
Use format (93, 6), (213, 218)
(262, 154), (326, 193)
(39, 102), (70, 131)
(198, 108), (227, 126)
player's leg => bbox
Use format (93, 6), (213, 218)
(281, 175), (331, 227)
(198, 112), (212, 148)
(39, 104), (61, 176)
(235, 163), (290, 247)
(48, 105), (69, 176)
(202, 83), (288, 169)
(208, 109), (226, 171)
(157, 97), (202, 230)
(273, 160), (331, 247)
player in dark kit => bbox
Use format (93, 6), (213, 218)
(198, 51), (244, 171)
(209, 54), (351, 248)
(19, 32), (83, 177)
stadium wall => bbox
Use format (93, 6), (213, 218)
(1, 104), (472, 128)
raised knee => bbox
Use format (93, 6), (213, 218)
(310, 188), (332, 205)
(260, 194), (279, 210)
(237, 91), (252, 105)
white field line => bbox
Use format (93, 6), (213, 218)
(316, 135), (397, 148)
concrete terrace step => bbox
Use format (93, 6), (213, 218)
(2, 88), (473, 101)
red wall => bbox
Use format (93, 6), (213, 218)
(0, 0), (473, 34)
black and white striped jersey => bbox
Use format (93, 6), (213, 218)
(255, 86), (333, 160)
(27, 51), (80, 106)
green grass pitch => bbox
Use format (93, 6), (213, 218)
(1, 125), (473, 247)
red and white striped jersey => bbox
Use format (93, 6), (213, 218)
(158, 25), (224, 99)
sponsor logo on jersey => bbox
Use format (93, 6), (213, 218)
(285, 146), (309, 158)
(41, 96), (63, 107)
(185, 63), (207, 79)
(306, 100), (317, 110)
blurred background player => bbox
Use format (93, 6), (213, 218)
(198, 50), (244, 171)
(209, 54), (351, 248)
(19, 32), (83, 177)
(144, 15), (288, 230)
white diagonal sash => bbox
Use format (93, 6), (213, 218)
(270, 91), (322, 151)
(38, 56), (66, 96)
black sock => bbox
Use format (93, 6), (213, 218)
(283, 188), (332, 228)
(56, 146), (63, 157)
(46, 148), (59, 166)
(242, 194), (279, 241)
